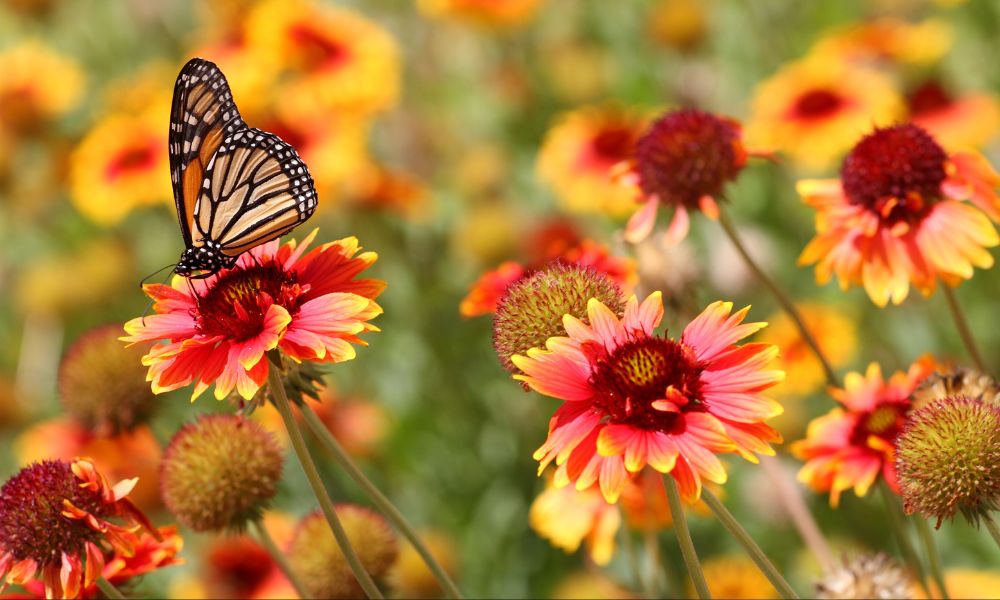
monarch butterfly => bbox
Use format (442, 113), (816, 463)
(169, 58), (317, 278)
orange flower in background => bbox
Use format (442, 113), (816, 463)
(621, 108), (757, 245)
(122, 231), (384, 401)
(529, 480), (621, 565)
(248, 0), (400, 121)
(69, 109), (170, 226)
(811, 17), (952, 67)
(349, 166), (431, 220)
(792, 357), (936, 506)
(514, 293), (783, 503)
(907, 79), (1000, 151)
(745, 55), (903, 170)
(0, 40), (84, 136)
(798, 124), (1000, 306)
(416, 0), (544, 28)
(0, 458), (166, 599)
(460, 239), (636, 317)
(537, 105), (647, 218)
(758, 303), (857, 397)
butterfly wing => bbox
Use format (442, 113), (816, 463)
(168, 58), (245, 249)
(192, 128), (318, 257)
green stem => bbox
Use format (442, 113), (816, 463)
(664, 475), (711, 599)
(96, 577), (125, 599)
(717, 208), (839, 388)
(985, 515), (1000, 552)
(299, 402), (463, 599)
(252, 518), (313, 599)
(913, 517), (949, 599)
(878, 481), (929, 595)
(701, 488), (798, 599)
(942, 285), (989, 374)
(267, 355), (384, 599)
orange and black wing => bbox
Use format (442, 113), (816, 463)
(168, 58), (245, 248)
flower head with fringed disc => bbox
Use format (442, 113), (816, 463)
(122, 230), (384, 401)
(513, 292), (784, 504)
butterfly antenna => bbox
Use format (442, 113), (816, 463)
(138, 266), (176, 326)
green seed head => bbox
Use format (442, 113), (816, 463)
(160, 414), (283, 532)
(493, 261), (625, 373)
(896, 396), (1000, 527)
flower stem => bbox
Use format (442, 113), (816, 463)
(663, 475), (711, 599)
(878, 481), (929, 596)
(759, 455), (835, 573)
(913, 517), (949, 600)
(299, 402), (463, 599)
(267, 355), (384, 599)
(985, 514), (1000, 552)
(701, 488), (798, 599)
(717, 207), (838, 388)
(96, 577), (125, 599)
(941, 285), (989, 374)
(252, 518), (313, 599)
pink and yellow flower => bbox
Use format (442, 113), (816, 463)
(122, 231), (384, 401)
(514, 293), (784, 503)
(907, 80), (1000, 151)
(798, 123), (1000, 306)
(745, 55), (903, 170)
(791, 357), (937, 506)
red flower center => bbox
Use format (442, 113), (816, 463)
(907, 80), (954, 115)
(792, 88), (844, 120)
(195, 262), (304, 341)
(841, 124), (948, 225)
(104, 142), (158, 182)
(208, 538), (275, 597)
(634, 108), (745, 208)
(590, 336), (703, 432)
(288, 22), (350, 71)
(588, 126), (637, 167)
(0, 461), (112, 566)
(851, 402), (907, 447)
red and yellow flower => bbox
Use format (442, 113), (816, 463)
(514, 292), (783, 503)
(791, 357), (936, 506)
(0, 40), (84, 136)
(907, 80), (1000, 151)
(811, 17), (952, 67)
(798, 123), (1000, 306)
(745, 55), (903, 170)
(0, 458), (169, 599)
(537, 105), (647, 218)
(416, 0), (544, 28)
(122, 231), (384, 401)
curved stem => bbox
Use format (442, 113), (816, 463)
(299, 402), (463, 599)
(913, 517), (949, 600)
(759, 456), (835, 573)
(252, 518), (313, 599)
(942, 285), (989, 374)
(701, 488), (798, 599)
(985, 515), (1000, 552)
(878, 481), (929, 595)
(663, 475), (711, 599)
(267, 355), (384, 599)
(96, 577), (125, 599)
(717, 208), (838, 388)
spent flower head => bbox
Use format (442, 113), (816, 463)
(816, 553), (913, 600)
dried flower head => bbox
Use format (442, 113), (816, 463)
(816, 553), (913, 599)
(896, 396), (1000, 527)
(288, 506), (398, 599)
(910, 367), (1000, 411)
(161, 415), (283, 531)
(58, 324), (156, 435)
(493, 262), (625, 373)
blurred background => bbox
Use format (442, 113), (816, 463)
(1, 0), (999, 597)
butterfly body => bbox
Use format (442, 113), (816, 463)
(169, 58), (317, 277)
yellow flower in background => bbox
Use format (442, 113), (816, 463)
(537, 104), (647, 218)
(388, 530), (459, 599)
(811, 17), (952, 66)
(759, 303), (857, 397)
(529, 481), (621, 565)
(700, 555), (778, 599)
(916, 569), (1000, 599)
(550, 571), (635, 599)
(745, 55), (903, 171)
(96, 61), (173, 116)
(15, 238), (131, 316)
(907, 80), (1000, 151)
(69, 109), (170, 225)
(0, 40), (84, 135)
(248, 0), (400, 121)
(417, 0), (544, 28)
(648, 0), (708, 52)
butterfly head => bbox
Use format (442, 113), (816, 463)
(175, 245), (238, 278)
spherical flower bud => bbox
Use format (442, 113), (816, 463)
(493, 261), (625, 373)
(815, 553), (913, 599)
(288, 505), (398, 599)
(896, 396), (1000, 527)
(910, 367), (1000, 411)
(161, 414), (283, 531)
(59, 324), (156, 434)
